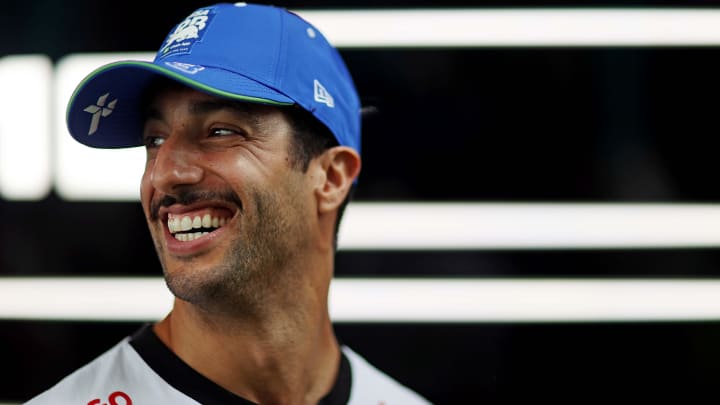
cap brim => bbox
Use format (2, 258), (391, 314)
(66, 60), (294, 148)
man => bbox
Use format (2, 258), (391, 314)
(27, 3), (430, 405)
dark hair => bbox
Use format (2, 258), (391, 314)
(283, 105), (337, 172)
(282, 105), (354, 249)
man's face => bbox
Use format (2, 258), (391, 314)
(140, 86), (314, 312)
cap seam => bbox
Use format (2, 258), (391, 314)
(274, 7), (287, 91)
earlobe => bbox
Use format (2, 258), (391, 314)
(316, 146), (361, 214)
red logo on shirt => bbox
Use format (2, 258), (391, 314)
(87, 391), (132, 405)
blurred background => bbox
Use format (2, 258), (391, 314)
(3, 0), (720, 403)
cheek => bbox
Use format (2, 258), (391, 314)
(205, 153), (254, 186)
(139, 166), (154, 214)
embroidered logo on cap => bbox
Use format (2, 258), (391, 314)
(84, 93), (117, 135)
(165, 61), (206, 74)
(159, 8), (215, 58)
(314, 80), (334, 108)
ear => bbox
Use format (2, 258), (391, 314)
(314, 146), (361, 214)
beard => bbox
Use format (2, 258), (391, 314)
(151, 183), (309, 318)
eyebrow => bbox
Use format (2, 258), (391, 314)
(144, 99), (262, 128)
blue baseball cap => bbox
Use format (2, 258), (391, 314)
(66, 2), (361, 153)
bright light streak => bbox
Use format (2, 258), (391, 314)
(330, 279), (720, 322)
(0, 278), (172, 321)
(53, 53), (152, 201)
(297, 9), (720, 47)
(0, 55), (52, 200)
(338, 203), (720, 250)
(3, 277), (720, 322)
(0, 277), (172, 321)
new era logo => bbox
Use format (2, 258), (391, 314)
(84, 93), (117, 135)
(314, 79), (334, 108)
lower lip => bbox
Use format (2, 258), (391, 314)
(163, 222), (229, 256)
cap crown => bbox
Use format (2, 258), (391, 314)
(66, 3), (361, 153)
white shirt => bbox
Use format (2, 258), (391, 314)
(26, 324), (431, 405)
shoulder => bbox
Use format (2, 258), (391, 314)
(342, 346), (432, 405)
(25, 338), (135, 404)
(25, 337), (197, 405)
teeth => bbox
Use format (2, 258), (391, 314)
(167, 213), (231, 237)
(178, 231), (208, 242)
(180, 232), (208, 242)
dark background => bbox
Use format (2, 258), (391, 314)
(3, 0), (720, 403)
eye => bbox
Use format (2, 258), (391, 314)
(143, 135), (165, 148)
(209, 127), (244, 138)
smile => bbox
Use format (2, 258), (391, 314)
(167, 212), (232, 242)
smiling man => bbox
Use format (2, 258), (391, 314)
(27, 3), (430, 405)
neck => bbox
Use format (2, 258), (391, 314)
(154, 260), (340, 405)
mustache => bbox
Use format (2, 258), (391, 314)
(150, 189), (243, 220)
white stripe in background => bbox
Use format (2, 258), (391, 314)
(297, 8), (720, 47)
(338, 203), (720, 250)
(0, 277), (172, 321)
(3, 277), (720, 322)
(0, 55), (52, 200)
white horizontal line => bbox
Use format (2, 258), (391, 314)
(338, 203), (720, 250)
(297, 9), (720, 47)
(331, 279), (720, 322)
(0, 278), (172, 322)
(3, 277), (720, 322)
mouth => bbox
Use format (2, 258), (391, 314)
(165, 208), (235, 242)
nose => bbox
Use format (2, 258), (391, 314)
(148, 137), (204, 194)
